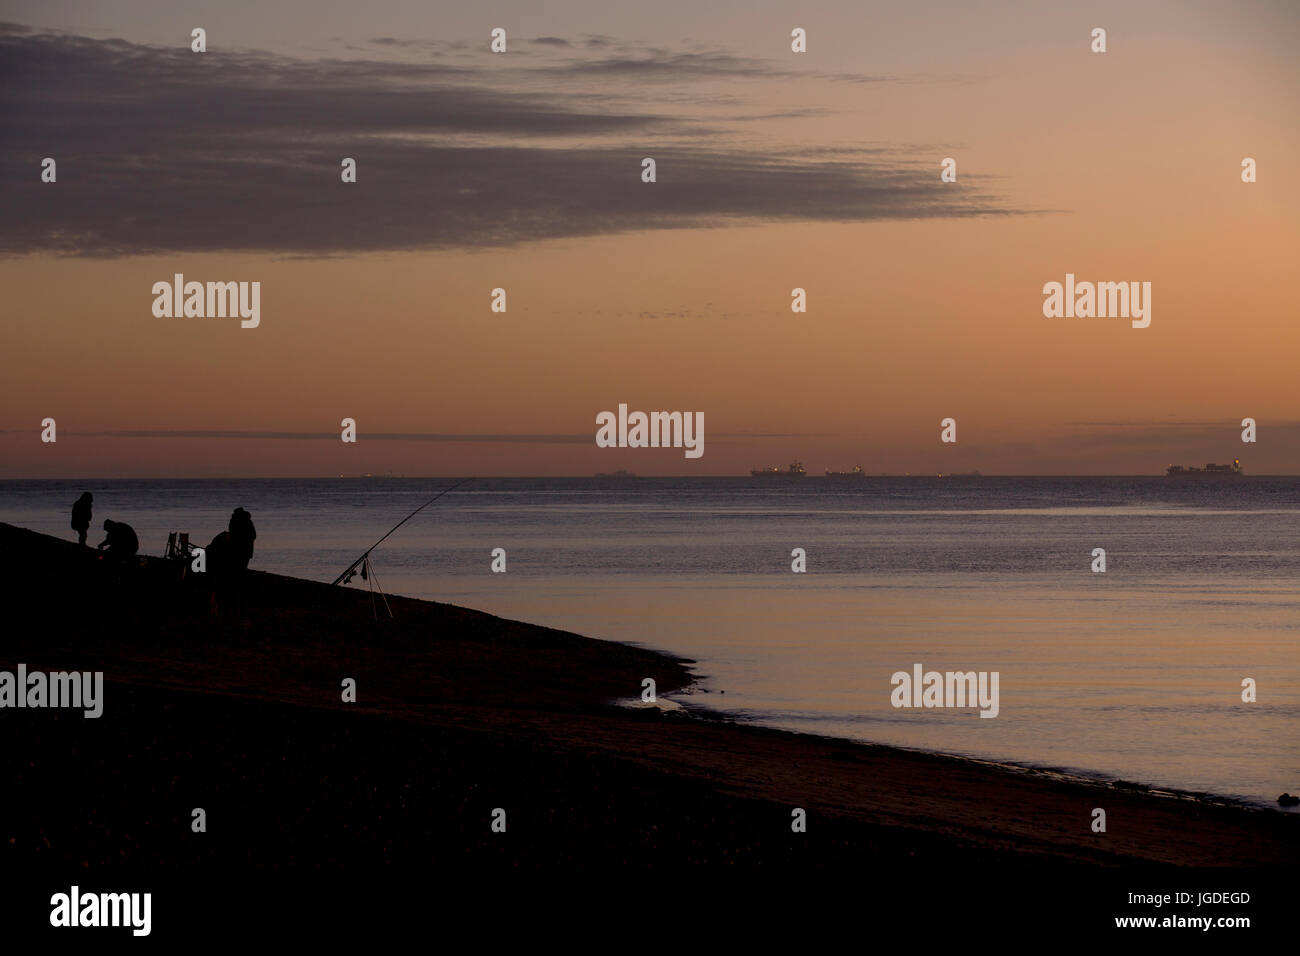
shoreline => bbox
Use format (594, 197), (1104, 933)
(673, 697), (1284, 814)
(2, 521), (1296, 872)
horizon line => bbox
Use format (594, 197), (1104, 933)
(2, 473), (1297, 481)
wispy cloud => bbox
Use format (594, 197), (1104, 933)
(65, 430), (598, 443)
(10, 429), (816, 442)
(0, 27), (1031, 257)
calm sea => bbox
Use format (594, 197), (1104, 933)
(4, 476), (1297, 808)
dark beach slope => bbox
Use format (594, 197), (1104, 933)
(1, 522), (1295, 929)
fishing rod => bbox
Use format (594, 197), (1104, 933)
(331, 477), (474, 586)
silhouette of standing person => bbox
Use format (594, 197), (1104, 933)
(207, 508), (256, 617)
(71, 492), (93, 546)
(97, 519), (138, 557)
(229, 507), (256, 571)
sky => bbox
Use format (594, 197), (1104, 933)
(1, 0), (1297, 476)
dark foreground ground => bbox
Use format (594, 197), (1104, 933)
(1, 522), (1294, 938)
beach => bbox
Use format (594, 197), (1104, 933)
(3, 520), (1295, 907)
(7, 476), (1297, 808)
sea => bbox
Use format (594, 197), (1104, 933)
(3, 476), (1297, 808)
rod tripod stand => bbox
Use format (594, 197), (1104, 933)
(342, 553), (393, 621)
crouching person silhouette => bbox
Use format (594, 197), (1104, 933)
(97, 518), (138, 557)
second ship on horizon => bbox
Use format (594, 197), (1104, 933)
(751, 461), (808, 477)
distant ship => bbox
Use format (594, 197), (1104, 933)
(595, 469), (637, 478)
(938, 470), (982, 478)
(1166, 459), (1242, 477)
(825, 465), (865, 477)
(751, 461), (806, 477)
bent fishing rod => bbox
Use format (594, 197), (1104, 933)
(331, 477), (474, 586)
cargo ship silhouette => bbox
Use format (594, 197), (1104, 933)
(751, 461), (806, 477)
(1166, 459), (1242, 477)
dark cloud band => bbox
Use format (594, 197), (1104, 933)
(0, 27), (1029, 257)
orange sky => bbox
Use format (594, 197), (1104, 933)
(1, 2), (1297, 476)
